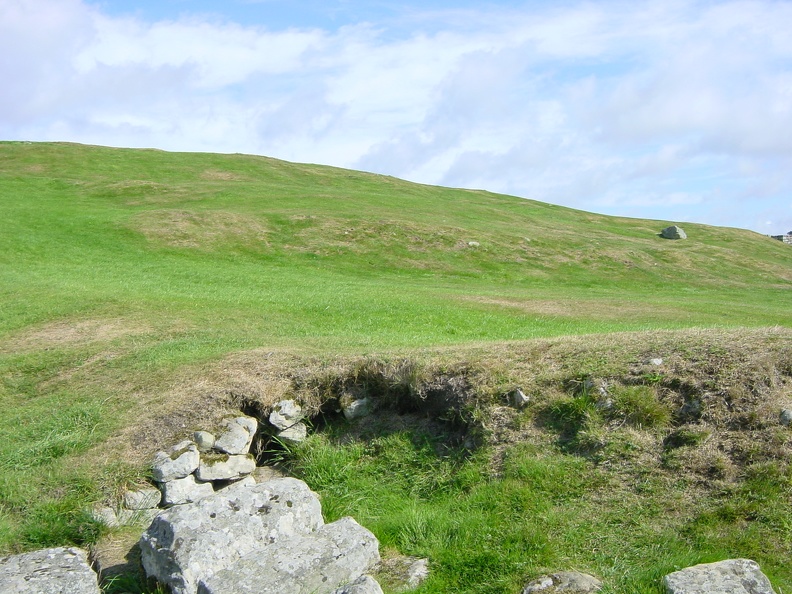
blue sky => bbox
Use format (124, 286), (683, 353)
(2, 0), (792, 234)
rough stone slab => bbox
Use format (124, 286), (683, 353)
(0, 547), (100, 594)
(197, 516), (380, 594)
(123, 487), (162, 510)
(195, 453), (256, 481)
(139, 477), (324, 594)
(152, 440), (200, 483)
(333, 575), (384, 594)
(277, 421), (307, 444)
(780, 409), (792, 427)
(664, 559), (776, 594)
(161, 474), (215, 506)
(269, 399), (304, 430)
(213, 416), (258, 455)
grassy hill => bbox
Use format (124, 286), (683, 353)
(1, 142), (791, 593)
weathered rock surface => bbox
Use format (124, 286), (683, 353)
(269, 399), (305, 431)
(123, 487), (162, 510)
(195, 453), (256, 481)
(277, 421), (308, 444)
(664, 559), (776, 594)
(160, 474), (215, 506)
(522, 570), (602, 593)
(661, 225), (687, 239)
(780, 409), (792, 427)
(151, 440), (200, 483)
(0, 547), (100, 594)
(511, 388), (530, 408)
(193, 430), (216, 452)
(343, 397), (373, 421)
(332, 575), (384, 594)
(139, 477), (324, 594)
(213, 416), (258, 455)
(197, 517), (380, 594)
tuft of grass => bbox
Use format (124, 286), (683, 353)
(610, 385), (671, 429)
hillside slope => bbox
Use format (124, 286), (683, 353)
(1, 142), (791, 592)
(1, 141), (791, 353)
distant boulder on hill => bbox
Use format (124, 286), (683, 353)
(662, 225), (687, 239)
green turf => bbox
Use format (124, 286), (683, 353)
(1, 142), (791, 590)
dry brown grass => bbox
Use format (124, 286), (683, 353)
(128, 209), (269, 250)
(0, 318), (153, 354)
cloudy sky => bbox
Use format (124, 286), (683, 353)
(3, 0), (792, 233)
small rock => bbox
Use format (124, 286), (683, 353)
(664, 558), (775, 594)
(214, 416), (258, 455)
(649, 358), (663, 366)
(195, 453), (256, 481)
(90, 505), (121, 528)
(405, 558), (430, 589)
(378, 555), (430, 592)
(193, 431), (216, 452)
(522, 570), (602, 593)
(151, 440), (200, 483)
(511, 388), (530, 409)
(123, 487), (162, 510)
(467, 241), (480, 247)
(161, 474), (215, 506)
(0, 547), (101, 594)
(780, 409), (792, 427)
(277, 421), (308, 444)
(343, 398), (373, 421)
(661, 225), (687, 240)
(269, 399), (305, 431)
(333, 575), (384, 594)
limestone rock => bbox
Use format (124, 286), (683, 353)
(139, 477), (324, 594)
(378, 555), (430, 592)
(152, 440), (200, 483)
(195, 453), (256, 481)
(649, 358), (664, 366)
(269, 399), (305, 431)
(193, 431), (216, 452)
(277, 421), (308, 444)
(123, 487), (162, 510)
(522, 570), (602, 593)
(664, 558), (775, 594)
(511, 388), (530, 408)
(161, 474), (215, 506)
(0, 546), (100, 594)
(197, 516), (380, 594)
(661, 225), (687, 240)
(333, 575), (384, 594)
(343, 398), (373, 421)
(213, 416), (257, 455)
(780, 409), (792, 427)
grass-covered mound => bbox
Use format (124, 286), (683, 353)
(1, 142), (791, 592)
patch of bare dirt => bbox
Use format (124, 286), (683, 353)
(0, 318), (152, 353)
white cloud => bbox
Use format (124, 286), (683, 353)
(1, 0), (791, 232)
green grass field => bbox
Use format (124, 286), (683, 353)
(1, 142), (791, 593)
